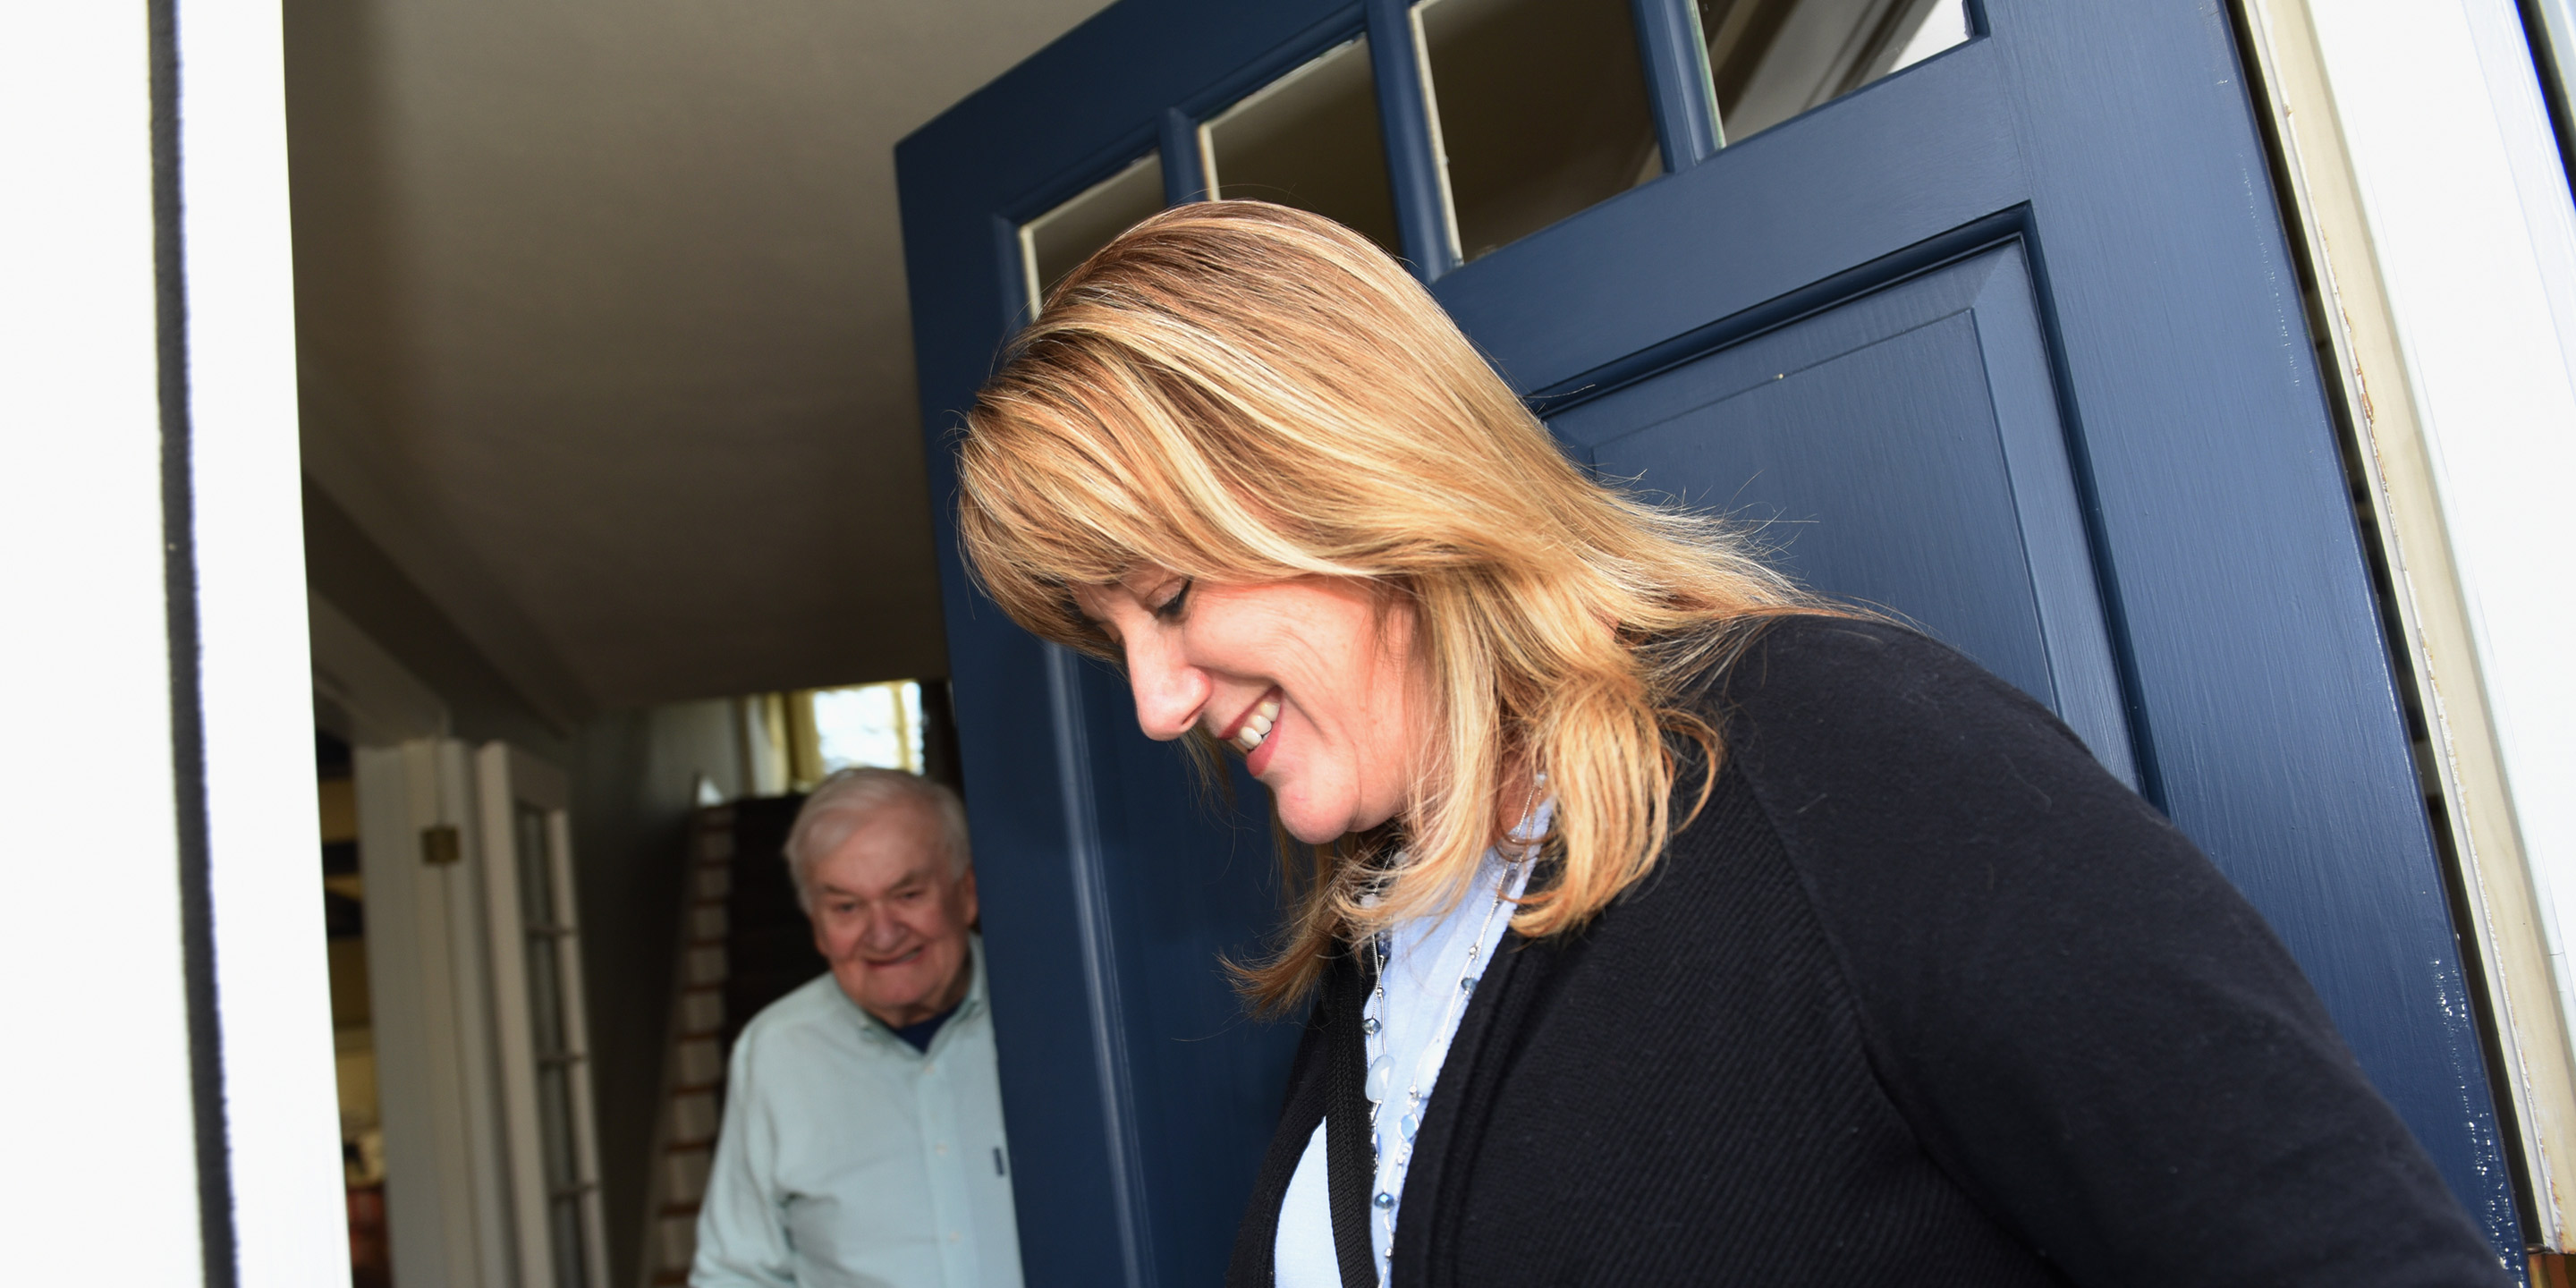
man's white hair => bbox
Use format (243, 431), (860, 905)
(783, 768), (970, 909)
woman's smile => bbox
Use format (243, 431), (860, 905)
(1073, 573), (1427, 843)
(1223, 687), (1286, 776)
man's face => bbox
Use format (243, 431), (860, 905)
(805, 799), (979, 1030)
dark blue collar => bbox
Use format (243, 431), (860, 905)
(889, 1004), (957, 1054)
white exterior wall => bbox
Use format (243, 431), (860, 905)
(0, 3), (346, 1284)
(0, 6), (209, 1284)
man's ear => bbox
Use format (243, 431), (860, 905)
(957, 867), (979, 929)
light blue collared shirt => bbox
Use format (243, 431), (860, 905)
(693, 938), (1022, 1288)
(1276, 802), (1551, 1288)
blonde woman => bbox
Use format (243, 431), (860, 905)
(953, 203), (2504, 1288)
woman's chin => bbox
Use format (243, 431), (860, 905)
(1269, 798), (1346, 845)
(1273, 796), (1393, 845)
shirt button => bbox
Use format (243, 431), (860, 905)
(936, 1141), (949, 1155)
(924, 1061), (937, 1074)
(948, 1231), (962, 1243)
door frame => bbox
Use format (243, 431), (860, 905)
(2241, 0), (2576, 1250)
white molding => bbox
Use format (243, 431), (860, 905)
(356, 744), (472, 1288)
(0, 6), (207, 1281)
(437, 738), (522, 1288)
(180, 1), (353, 1279)
(2247, 0), (2576, 1247)
(363, 739), (531, 1287)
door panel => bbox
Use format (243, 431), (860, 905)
(1063, 653), (1301, 1283)
(897, 0), (2523, 1281)
(1553, 245), (2133, 783)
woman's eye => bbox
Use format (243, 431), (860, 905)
(1152, 579), (1194, 621)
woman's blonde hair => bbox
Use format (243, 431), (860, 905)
(957, 201), (1837, 1011)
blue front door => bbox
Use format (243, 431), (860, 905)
(899, 3), (2521, 1282)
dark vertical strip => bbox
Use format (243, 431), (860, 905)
(1631, 0), (1723, 170)
(148, 2), (236, 1284)
(919, 680), (967, 797)
(996, 211), (1035, 335)
(2515, 0), (2576, 199)
(1363, 0), (1455, 280)
(1045, 645), (1157, 1288)
(1160, 107), (1209, 205)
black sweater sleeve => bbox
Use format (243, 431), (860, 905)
(1721, 620), (2509, 1287)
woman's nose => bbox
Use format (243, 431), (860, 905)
(1124, 638), (1208, 741)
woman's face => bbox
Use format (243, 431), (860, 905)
(1073, 570), (1428, 843)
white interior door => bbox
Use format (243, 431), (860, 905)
(357, 738), (606, 1288)
(356, 740), (516, 1288)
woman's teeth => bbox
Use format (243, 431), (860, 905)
(1233, 695), (1282, 753)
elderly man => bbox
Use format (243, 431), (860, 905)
(694, 768), (1021, 1288)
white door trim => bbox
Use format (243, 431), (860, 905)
(182, 0), (352, 1279)
(0, 6), (210, 1282)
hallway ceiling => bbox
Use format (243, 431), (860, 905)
(285, 0), (1116, 720)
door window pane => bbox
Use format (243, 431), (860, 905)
(1021, 152), (1165, 312)
(511, 799), (592, 1287)
(1699, 0), (1968, 143)
(1200, 37), (1404, 258)
(515, 803), (555, 925)
(1416, 0), (1661, 262)
(537, 1061), (588, 1287)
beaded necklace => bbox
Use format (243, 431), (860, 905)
(1357, 830), (1537, 1275)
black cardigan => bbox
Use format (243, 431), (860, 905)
(1226, 618), (2507, 1287)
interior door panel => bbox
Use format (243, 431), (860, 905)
(1552, 245), (2135, 784)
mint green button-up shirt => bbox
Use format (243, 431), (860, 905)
(692, 938), (1023, 1288)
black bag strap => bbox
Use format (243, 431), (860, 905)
(1324, 938), (1381, 1288)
